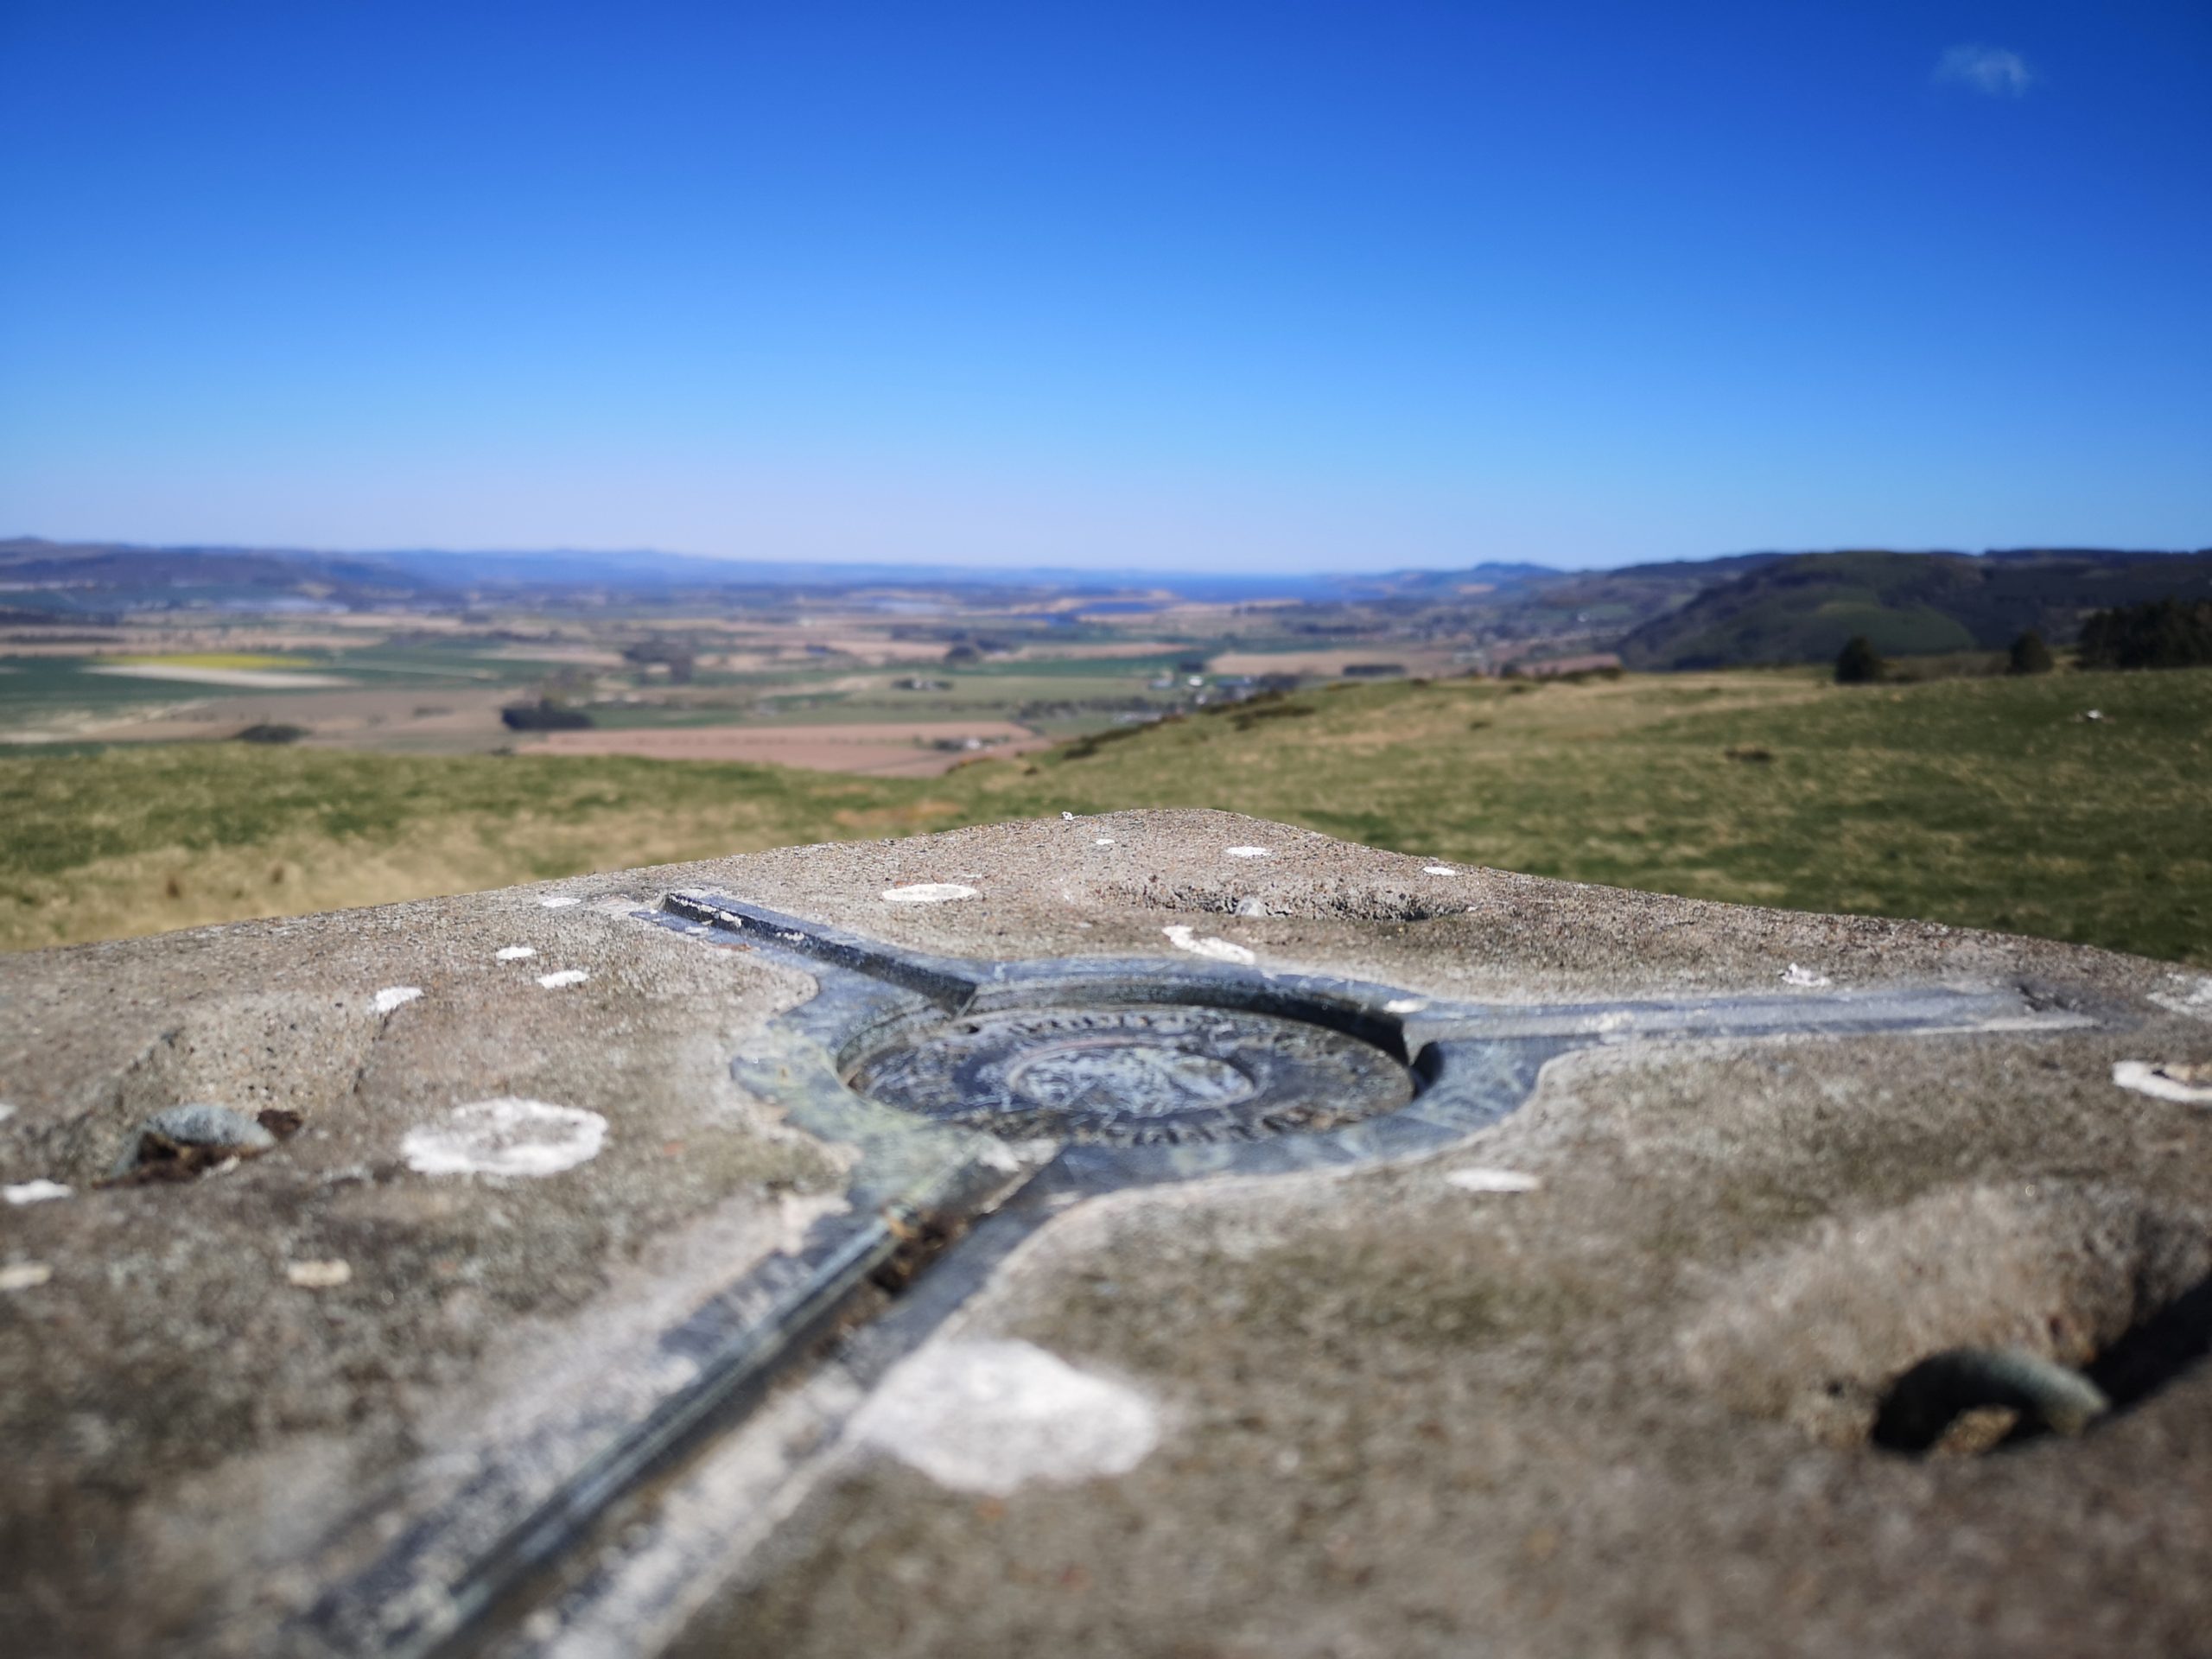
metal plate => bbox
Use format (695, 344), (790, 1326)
(297, 890), (2086, 1659)
(845, 1002), (1415, 1145)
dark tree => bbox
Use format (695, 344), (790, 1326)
(1834, 635), (1884, 684)
(499, 699), (595, 731)
(622, 640), (696, 683)
(2075, 599), (2212, 671)
(2007, 630), (2055, 676)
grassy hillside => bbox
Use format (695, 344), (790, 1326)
(1618, 549), (2212, 670)
(4, 665), (2209, 964)
(0, 748), (947, 951)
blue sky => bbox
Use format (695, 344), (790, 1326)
(3, 2), (2206, 571)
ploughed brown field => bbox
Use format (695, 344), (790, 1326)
(520, 720), (1052, 775)
(1205, 646), (1465, 677)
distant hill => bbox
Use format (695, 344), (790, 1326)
(1315, 562), (1563, 598)
(10, 538), (2210, 659)
(0, 537), (444, 613)
(1617, 549), (2212, 670)
(0, 537), (1424, 608)
(365, 547), (1373, 601)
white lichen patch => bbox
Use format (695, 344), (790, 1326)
(850, 1338), (1160, 1495)
(2150, 976), (2212, 1021)
(3, 1180), (70, 1205)
(286, 1259), (353, 1289)
(1781, 963), (1832, 988)
(1446, 1166), (1543, 1194)
(537, 969), (590, 989)
(881, 883), (980, 904)
(2113, 1060), (2212, 1106)
(1160, 925), (1257, 966)
(539, 894), (582, 908)
(1224, 846), (1272, 858)
(495, 945), (537, 961)
(373, 986), (423, 1015)
(0, 1263), (54, 1291)
(404, 1097), (609, 1178)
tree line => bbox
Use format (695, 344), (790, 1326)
(1836, 597), (2212, 683)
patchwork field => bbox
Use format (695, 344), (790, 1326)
(0, 626), (1202, 752)
(4, 665), (2207, 965)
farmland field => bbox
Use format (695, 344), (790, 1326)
(4, 665), (2207, 966)
(0, 626), (1198, 751)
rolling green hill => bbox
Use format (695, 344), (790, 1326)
(4, 665), (2209, 965)
(1618, 549), (2212, 670)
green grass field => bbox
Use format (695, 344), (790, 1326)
(4, 665), (2208, 963)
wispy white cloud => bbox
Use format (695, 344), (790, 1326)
(1935, 43), (2036, 98)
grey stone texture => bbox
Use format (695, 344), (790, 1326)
(1, 810), (2209, 1657)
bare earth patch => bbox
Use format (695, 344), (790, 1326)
(1206, 647), (1465, 677)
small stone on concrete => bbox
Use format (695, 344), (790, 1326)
(286, 1260), (353, 1289)
(537, 969), (590, 989)
(0, 1263), (53, 1291)
(108, 1104), (278, 1180)
(495, 945), (537, 961)
(3, 1179), (71, 1205)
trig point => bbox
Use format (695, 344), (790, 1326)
(4, 811), (2209, 1657)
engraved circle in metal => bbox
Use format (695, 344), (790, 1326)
(846, 1003), (1414, 1145)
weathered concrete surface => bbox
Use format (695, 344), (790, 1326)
(3, 810), (2209, 1656)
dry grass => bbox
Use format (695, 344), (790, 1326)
(6, 665), (2209, 963)
(0, 748), (925, 951)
